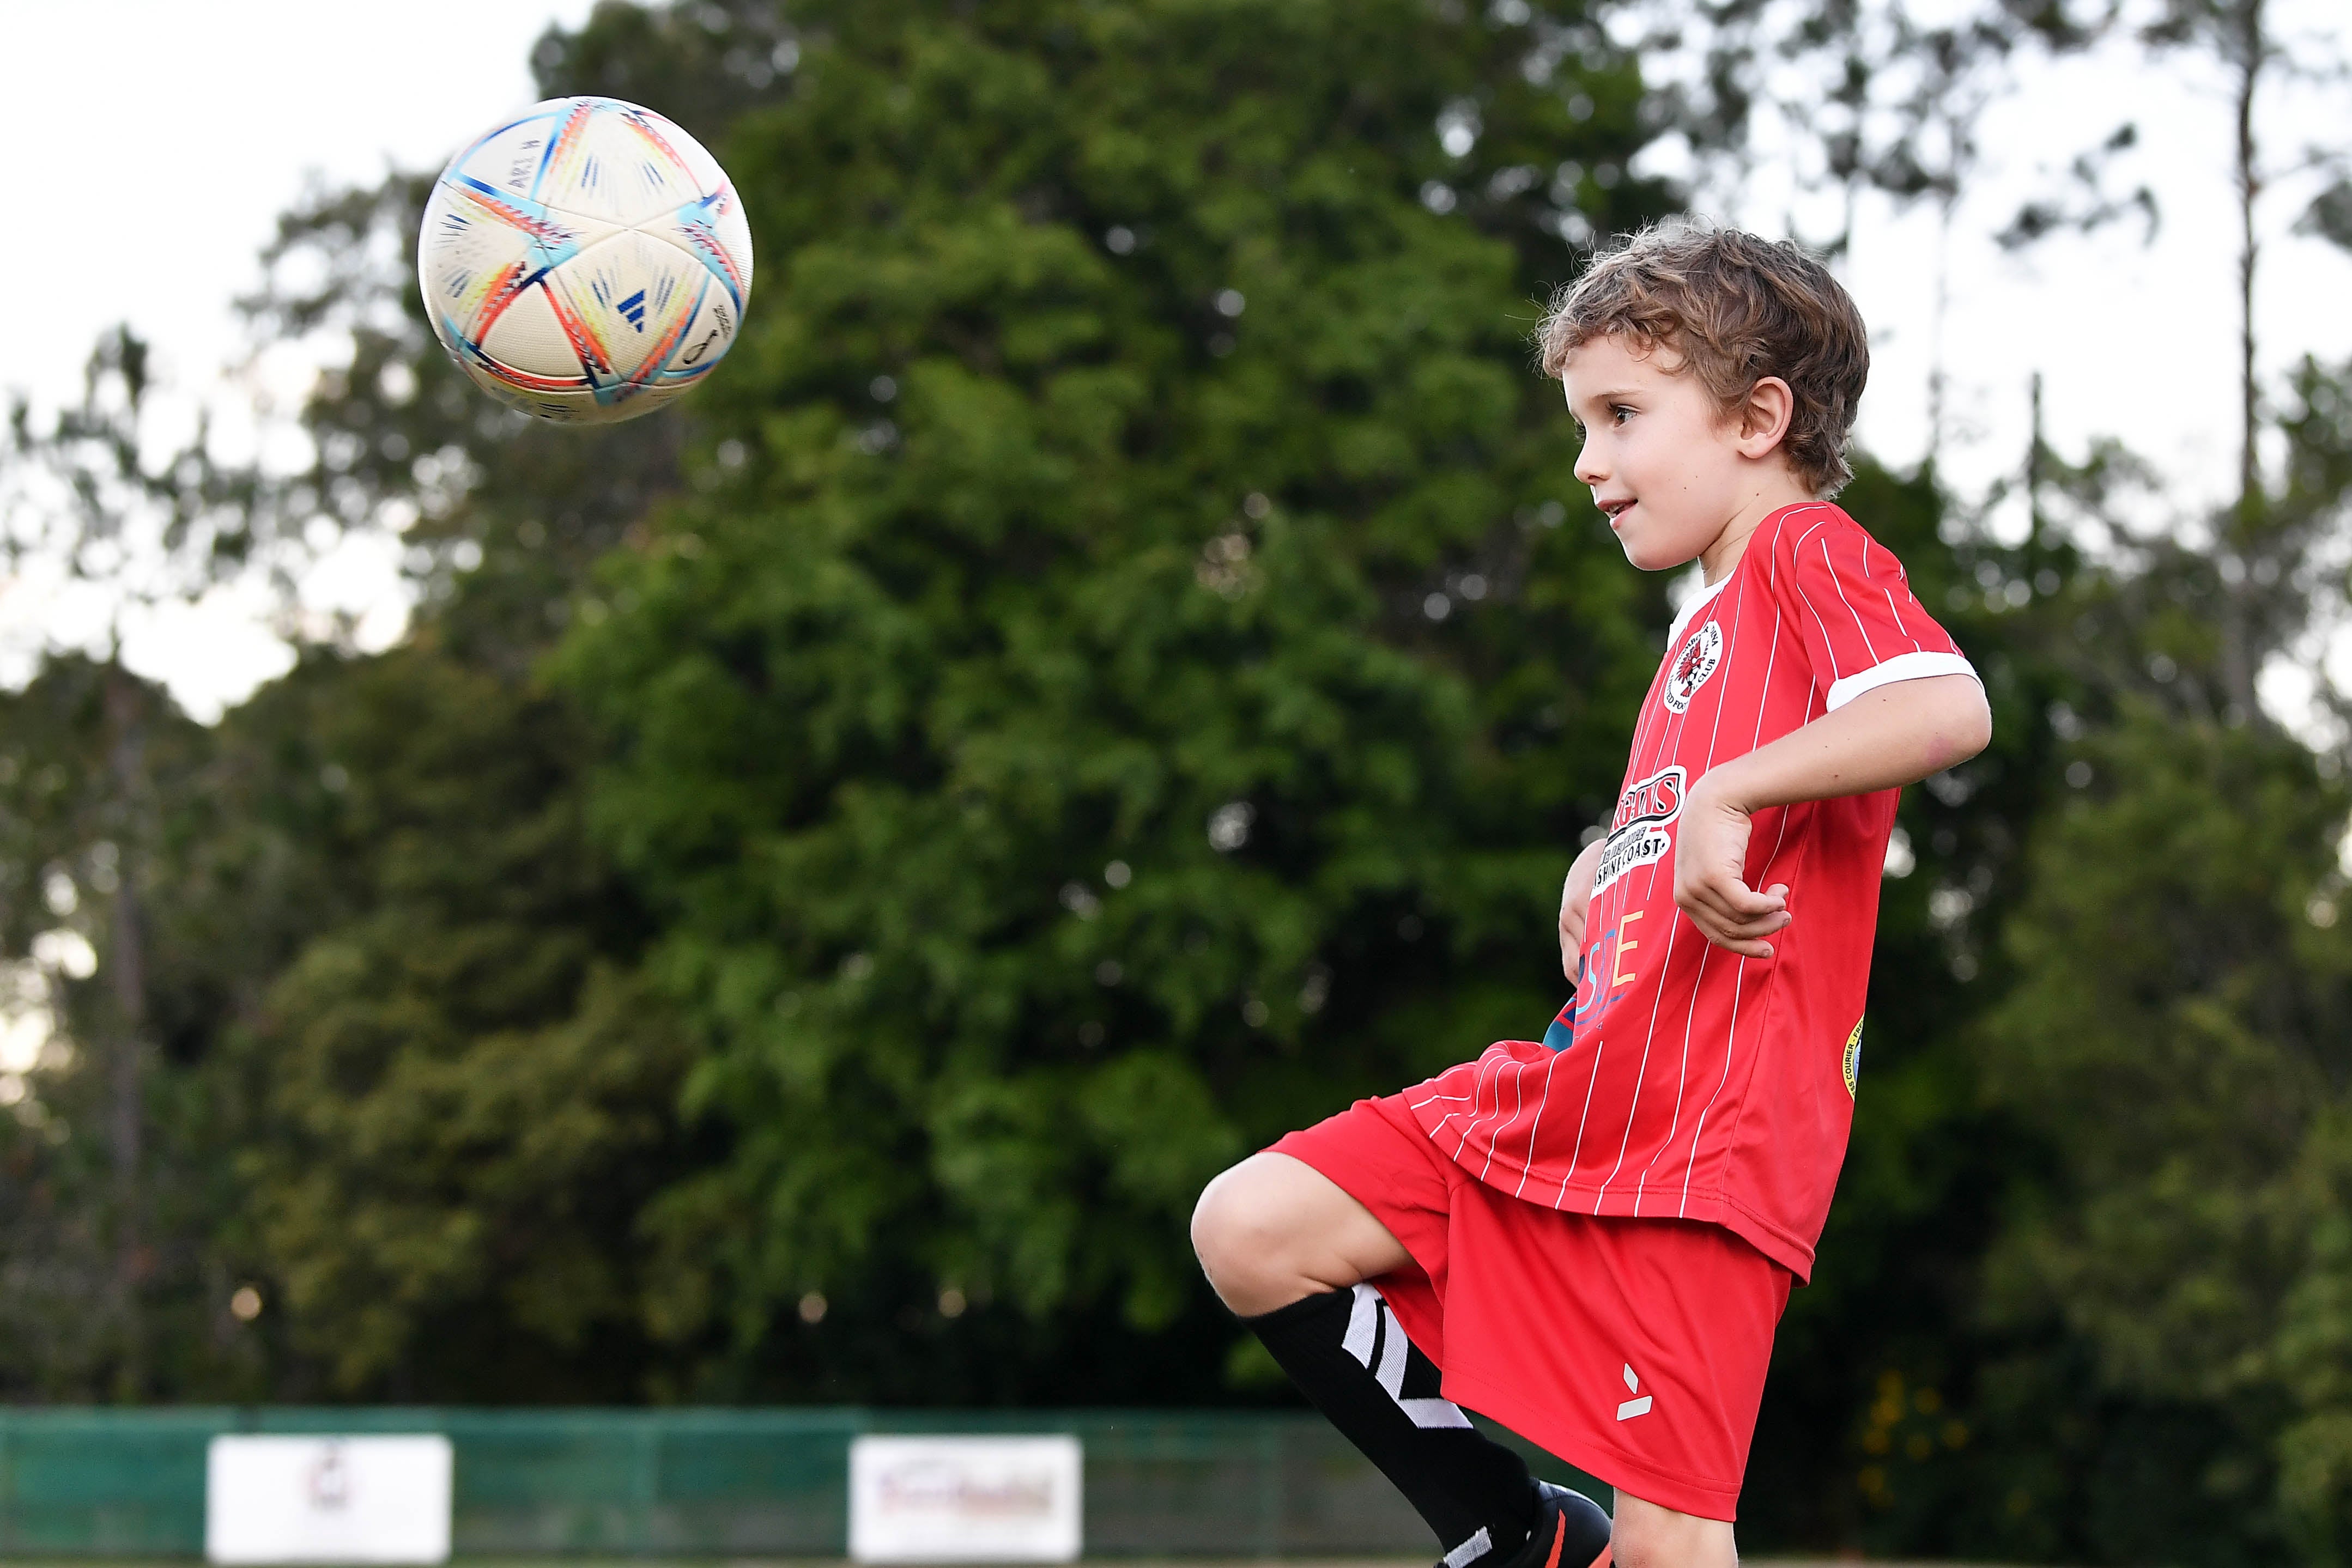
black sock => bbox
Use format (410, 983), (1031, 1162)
(1246, 1284), (1538, 1565)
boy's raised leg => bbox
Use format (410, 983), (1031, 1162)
(1193, 1153), (1607, 1567)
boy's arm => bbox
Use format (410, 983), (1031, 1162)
(1557, 835), (1608, 979)
(1676, 673), (1991, 958)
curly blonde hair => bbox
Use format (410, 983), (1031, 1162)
(1538, 222), (1870, 496)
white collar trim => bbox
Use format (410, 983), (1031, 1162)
(1666, 572), (1730, 647)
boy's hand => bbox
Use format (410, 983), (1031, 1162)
(1557, 836), (1608, 979)
(1666, 676), (1990, 958)
(1674, 779), (1790, 959)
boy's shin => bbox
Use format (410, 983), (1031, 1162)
(1242, 1283), (1538, 1563)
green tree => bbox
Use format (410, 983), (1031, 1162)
(1948, 358), (2352, 1566)
(0, 657), (248, 1399)
(551, 0), (1672, 1395)
(150, 1), (823, 1398)
(1975, 708), (2339, 1563)
(198, 168), (714, 1399)
(214, 648), (694, 1399)
(0, 331), (290, 1398)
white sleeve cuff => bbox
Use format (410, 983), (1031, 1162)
(1825, 651), (1981, 712)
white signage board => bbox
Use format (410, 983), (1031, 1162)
(848, 1435), (1082, 1563)
(206, 1435), (453, 1565)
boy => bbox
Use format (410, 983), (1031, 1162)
(1190, 224), (1990, 1568)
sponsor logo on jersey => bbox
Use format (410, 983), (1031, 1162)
(1842, 1016), (1864, 1097)
(1662, 618), (1724, 713)
(1593, 765), (1684, 895)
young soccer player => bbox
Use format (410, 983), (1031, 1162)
(1190, 224), (1991, 1568)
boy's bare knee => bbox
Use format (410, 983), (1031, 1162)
(1191, 1162), (1281, 1292)
(1192, 1150), (1410, 1316)
(1189, 1165), (1244, 1271)
(1191, 1155), (1336, 1314)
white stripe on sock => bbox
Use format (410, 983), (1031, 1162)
(1374, 1303), (1409, 1398)
(1443, 1526), (1493, 1567)
(1399, 1396), (1475, 1429)
(1342, 1284), (1380, 1368)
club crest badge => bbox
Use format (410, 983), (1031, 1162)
(1842, 1016), (1865, 1098)
(1662, 619), (1723, 713)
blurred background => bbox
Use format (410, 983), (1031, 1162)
(2, 0), (2350, 1560)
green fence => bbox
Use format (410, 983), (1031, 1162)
(0, 1407), (1603, 1558)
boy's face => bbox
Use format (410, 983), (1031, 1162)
(1562, 332), (1757, 573)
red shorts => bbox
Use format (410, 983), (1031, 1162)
(1269, 1095), (1792, 1521)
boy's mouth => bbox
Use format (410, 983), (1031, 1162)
(1599, 497), (1635, 528)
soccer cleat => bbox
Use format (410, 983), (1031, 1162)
(1440, 1481), (1613, 1568)
(1522, 1480), (1613, 1568)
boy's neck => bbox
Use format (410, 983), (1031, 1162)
(1696, 473), (1820, 585)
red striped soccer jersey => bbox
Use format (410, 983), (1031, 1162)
(1404, 502), (1977, 1279)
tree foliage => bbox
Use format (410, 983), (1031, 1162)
(1, 1), (2351, 1561)
(552, 0), (1674, 1388)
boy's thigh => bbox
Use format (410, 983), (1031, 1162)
(1439, 1195), (1792, 1524)
(1236, 1095), (1465, 1346)
(1195, 1151), (1413, 1285)
(1265, 1095), (1460, 1266)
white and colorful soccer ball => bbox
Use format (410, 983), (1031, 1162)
(417, 96), (754, 425)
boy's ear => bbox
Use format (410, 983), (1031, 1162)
(1736, 376), (1797, 459)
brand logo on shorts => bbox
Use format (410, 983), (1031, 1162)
(1662, 619), (1723, 714)
(1842, 1016), (1865, 1098)
(1616, 1363), (1652, 1421)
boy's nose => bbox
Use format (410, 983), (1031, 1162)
(1573, 442), (1605, 485)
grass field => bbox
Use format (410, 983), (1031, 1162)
(0, 1560), (2050, 1568)
(416, 1561), (2017, 1567)
(0, 1560), (2032, 1566)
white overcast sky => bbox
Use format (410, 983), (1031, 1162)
(0, 0), (595, 716)
(2, 0), (2347, 719)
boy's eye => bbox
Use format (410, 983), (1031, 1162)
(1611, 404), (1635, 424)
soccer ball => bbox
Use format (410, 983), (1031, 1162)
(417, 96), (754, 424)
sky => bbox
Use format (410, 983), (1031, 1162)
(0, 0), (595, 717)
(1824, 1), (2352, 521)
(2, 0), (2348, 720)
